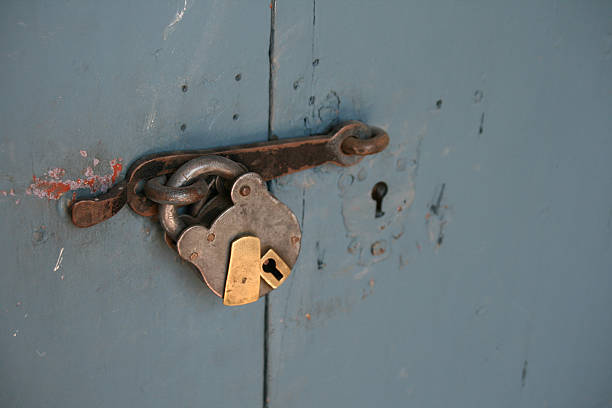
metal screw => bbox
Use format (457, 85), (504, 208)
(189, 252), (199, 261)
(291, 236), (300, 245)
(207, 233), (215, 242)
(239, 185), (251, 196)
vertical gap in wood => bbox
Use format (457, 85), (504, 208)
(267, 0), (277, 141)
(264, 1), (277, 407)
(308, 0), (316, 135)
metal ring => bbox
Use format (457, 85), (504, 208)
(159, 155), (247, 241)
(144, 176), (211, 205)
(340, 126), (389, 156)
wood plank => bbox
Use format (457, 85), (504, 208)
(0, 1), (270, 406)
(268, 1), (612, 406)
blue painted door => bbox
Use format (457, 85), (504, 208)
(2, 1), (612, 407)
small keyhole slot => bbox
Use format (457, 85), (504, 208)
(371, 181), (388, 218)
(263, 258), (283, 281)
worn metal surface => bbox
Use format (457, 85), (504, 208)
(260, 249), (292, 289)
(341, 126), (389, 156)
(267, 1), (612, 407)
(177, 173), (301, 300)
(72, 120), (387, 226)
(158, 155), (247, 241)
(223, 236), (262, 306)
(143, 175), (211, 205)
(0, 1), (269, 407)
(71, 180), (127, 228)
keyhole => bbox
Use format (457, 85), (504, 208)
(263, 258), (283, 281)
(371, 181), (388, 218)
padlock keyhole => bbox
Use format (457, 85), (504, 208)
(263, 258), (283, 280)
(371, 181), (388, 218)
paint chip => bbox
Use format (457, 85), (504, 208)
(163, 0), (189, 40)
(28, 158), (122, 200)
(80, 150), (87, 158)
(53, 248), (64, 272)
(47, 168), (66, 179)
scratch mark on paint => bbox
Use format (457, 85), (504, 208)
(521, 360), (528, 387)
(27, 158), (123, 200)
(144, 110), (158, 131)
(479, 112), (485, 134)
(353, 267), (370, 280)
(316, 241), (326, 270)
(53, 247), (64, 272)
(430, 183), (445, 216)
(426, 184), (450, 250)
(163, 0), (189, 41)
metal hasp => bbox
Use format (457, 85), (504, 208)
(69, 121), (388, 306)
(71, 121), (389, 227)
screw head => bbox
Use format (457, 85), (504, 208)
(239, 185), (251, 196)
(189, 252), (199, 261)
(207, 233), (215, 242)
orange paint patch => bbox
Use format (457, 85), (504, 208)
(110, 160), (123, 183)
(27, 157), (123, 200)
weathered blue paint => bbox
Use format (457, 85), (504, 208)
(0, 1), (269, 406)
(2, 1), (612, 407)
(268, 1), (612, 407)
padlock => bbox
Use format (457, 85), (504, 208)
(71, 121), (390, 306)
(155, 155), (301, 306)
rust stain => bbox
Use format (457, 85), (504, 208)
(27, 158), (123, 200)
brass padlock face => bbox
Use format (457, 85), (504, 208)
(176, 172), (301, 300)
(224, 236), (262, 306)
(260, 249), (292, 289)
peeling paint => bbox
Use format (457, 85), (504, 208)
(47, 168), (66, 179)
(339, 140), (416, 266)
(27, 158), (122, 200)
(163, 0), (190, 41)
